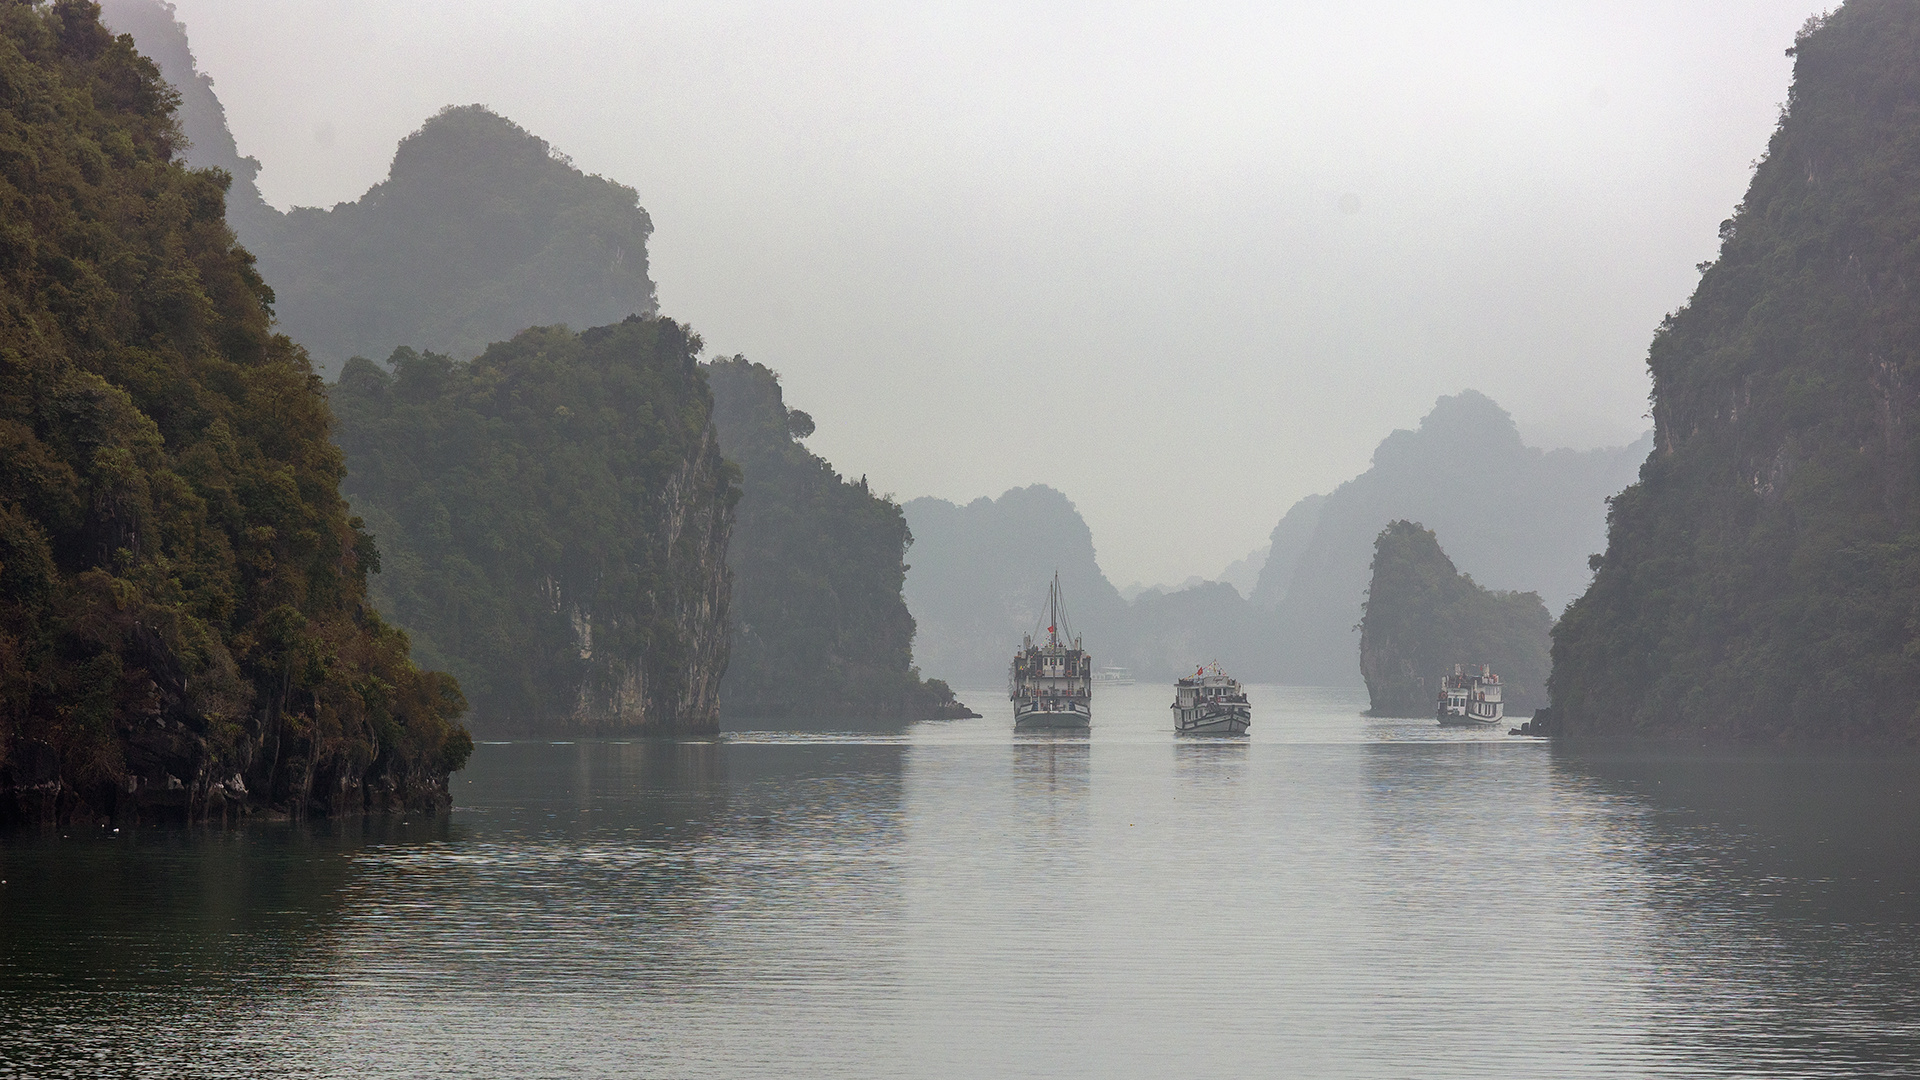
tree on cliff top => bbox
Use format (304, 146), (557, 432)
(1360, 521), (1550, 717)
(0, 0), (468, 823)
(329, 318), (737, 734)
(1551, 2), (1920, 744)
(705, 356), (966, 720)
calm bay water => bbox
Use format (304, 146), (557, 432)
(5, 683), (1920, 1078)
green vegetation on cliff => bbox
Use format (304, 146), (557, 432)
(705, 357), (966, 720)
(329, 319), (736, 734)
(1551, 3), (1920, 743)
(1359, 522), (1550, 717)
(0, 1), (468, 825)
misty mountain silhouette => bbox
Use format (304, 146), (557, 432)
(902, 487), (1131, 686)
(907, 393), (1644, 688)
(101, 1), (657, 378)
(1252, 390), (1648, 685)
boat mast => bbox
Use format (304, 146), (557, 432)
(1049, 572), (1060, 646)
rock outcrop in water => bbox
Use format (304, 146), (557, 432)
(1358, 522), (1550, 717)
(0, 2), (470, 827)
(1251, 392), (1648, 685)
(705, 356), (970, 720)
(1551, 3), (1920, 744)
(328, 319), (735, 736)
(904, 393), (1640, 688)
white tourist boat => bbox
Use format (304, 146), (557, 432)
(1437, 664), (1504, 726)
(1092, 665), (1135, 687)
(1171, 663), (1251, 735)
(1009, 574), (1092, 731)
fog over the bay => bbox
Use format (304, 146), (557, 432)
(161, 0), (1819, 586)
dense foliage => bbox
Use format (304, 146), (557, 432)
(0, 0), (468, 824)
(1359, 522), (1550, 717)
(1551, 3), (1920, 743)
(330, 319), (736, 734)
(95, 0), (279, 246)
(706, 356), (966, 719)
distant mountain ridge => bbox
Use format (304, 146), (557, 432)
(1252, 391), (1648, 685)
(902, 486), (1131, 685)
(905, 393), (1645, 689)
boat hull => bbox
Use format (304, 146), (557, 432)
(1174, 705), (1251, 736)
(1437, 704), (1504, 727)
(1014, 699), (1091, 730)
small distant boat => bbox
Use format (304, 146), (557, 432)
(1092, 665), (1135, 687)
(1171, 663), (1251, 736)
(1010, 573), (1092, 730)
(1437, 664), (1504, 726)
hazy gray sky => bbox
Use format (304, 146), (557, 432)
(165, 0), (1818, 586)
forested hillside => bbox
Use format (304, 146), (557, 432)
(0, 1), (469, 825)
(329, 319), (735, 735)
(1551, 3), (1920, 743)
(1358, 522), (1550, 717)
(96, 0), (279, 244)
(705, 358), (968, 720)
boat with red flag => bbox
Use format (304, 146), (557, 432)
(1171, 663), (1251, 735)
(1009, 574), (1092, 731)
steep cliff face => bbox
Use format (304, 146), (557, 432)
(329, 318), (736, 736)
(0, 2), (470, 827)
(706, 357), (968, 720)
(1551, 3), (1920, 744)
(1359, 522), (1551, 717)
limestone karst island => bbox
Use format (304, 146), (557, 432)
(3, 2), (1920, 1076)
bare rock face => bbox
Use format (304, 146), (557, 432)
(1551, 3), (1920, 744)
(329, 317), (737, 738)
(569, 415), (734, 735)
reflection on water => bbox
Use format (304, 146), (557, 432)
(1556, 751), (1920, 1075)
(3, 690), (1920, 1077)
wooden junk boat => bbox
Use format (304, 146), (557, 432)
(1009, 574), (1092, 731)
